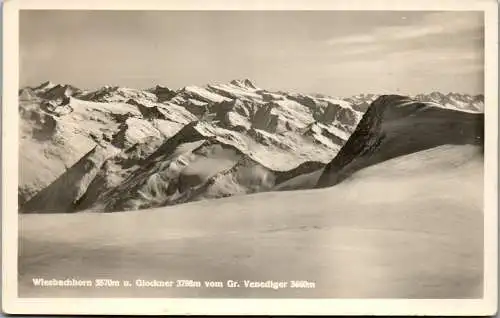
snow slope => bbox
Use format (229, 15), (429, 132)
(19, 144), (483, 298)
(20, 145), (120, 213)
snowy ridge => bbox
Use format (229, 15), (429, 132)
(316, 95), (484, 188)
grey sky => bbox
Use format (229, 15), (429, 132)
(20, 10), (484, 96)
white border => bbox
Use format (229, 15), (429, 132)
(2, 0), (498, 315)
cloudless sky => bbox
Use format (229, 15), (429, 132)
(20, 10), (484, 96)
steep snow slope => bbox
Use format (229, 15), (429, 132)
(316, 95), (483, 188)
(20, 145), (120, 213)
(19, 100), (100, 205)
(19, 144), (483, 298)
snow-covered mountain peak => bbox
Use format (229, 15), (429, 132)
(229, 79), (258, 90)
(78, 85), (157, 103)
(33, 80), (56, 92)
(153, 84), (170, 91)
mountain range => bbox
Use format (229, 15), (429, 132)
(18, 79), (484, 213)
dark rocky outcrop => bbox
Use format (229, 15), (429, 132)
(152, 85), (177, 102)
(30, 112), (58, 141)
(251, 103), (283, 133)
(314, 103), (358, 126)
(126, 99), (168, 120)
(274, 161), (325, 185)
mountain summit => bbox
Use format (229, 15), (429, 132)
(229, 79), (258, 90)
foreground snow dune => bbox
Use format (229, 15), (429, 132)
(19, 144), (483, 298)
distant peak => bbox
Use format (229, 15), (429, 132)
(155, 84), (171, 90)
(100, 85), (120, 91)
(229, 79), (257, 89)
(33, 80), (56, 90)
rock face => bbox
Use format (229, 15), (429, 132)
(316, 95), (484, 188)
(315, 103), (358, 126)
(18, 80), (484, 213)
(152, 85), (177, 102)
(19, 88), (37, 101)
(126, 99), (168, 120)
(251, 103), (281, 133)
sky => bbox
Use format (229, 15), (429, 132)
(20, 10), (484, 96)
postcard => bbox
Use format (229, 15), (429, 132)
(2, 0), (498, 315)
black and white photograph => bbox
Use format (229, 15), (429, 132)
(2, 0), (498, 315)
